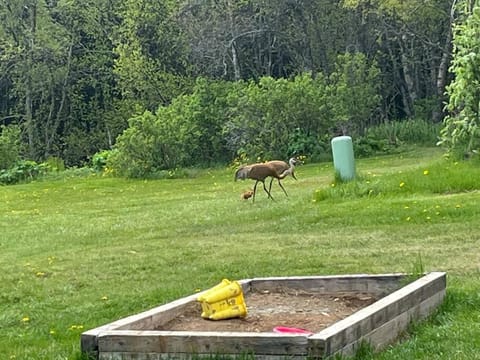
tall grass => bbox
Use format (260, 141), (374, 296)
(1, 147), (480, 359)
(365, 119), (441, 146)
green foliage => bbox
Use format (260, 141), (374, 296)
(328, 53), (381, 134)
(440, 4), (480, 157)
(91, 150), (114, 172)
(109, 79), (231, 177)
(0, 160), (49, 185)
(224, 73), (334, 161)
(111, 74), (340, 177)
(365, 119), (440, 147)
(353, 119), (441, 157)
(354, 136), (393, 158)
(114, 0), (193, 110)
(107, 111), (164, 178)
(0, 0), (454, 167)
(44, 157), (65, 172)
(0, 125), (22, 170)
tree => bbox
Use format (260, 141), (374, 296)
(0, 0), (124, 165)
(114, 0), (192, 110)
(440, 2), (480, 156)
(342, 0), (454, 120)
(328, 53), (381, 134)
(54, 0), (124, 165)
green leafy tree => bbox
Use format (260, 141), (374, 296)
(114, 0), (193, 111)
(0, 0), (123, 165)
(440, 3), (480, 156)
(0, 0), (69, 158)
(342, 0), (454, 121)
(328, 53), (381, 134)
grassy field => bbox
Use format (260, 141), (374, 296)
(2, 147), (480, 359)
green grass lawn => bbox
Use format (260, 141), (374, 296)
(2, 147), (480, 359)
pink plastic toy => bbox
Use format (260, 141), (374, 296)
(273, 326), (313, 335)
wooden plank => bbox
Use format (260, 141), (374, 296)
(329, 289), (446, 357)
(81, 293), (201, 354)
(249, 274), (406, 297)
(98, 330), (309, 356)
(82, 279), (254, 355)
(309, 272), (446, 356)
(98, 352), (306, 360)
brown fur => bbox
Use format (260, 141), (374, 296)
(241, 190), (254, 200)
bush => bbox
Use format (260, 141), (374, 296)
(365, 119), (440, 146)
(0, 160), (49, 185)
(91, 150), (114, 172)
(224, 74), (334, 161)
(0, 125), (22, 170)
(351, 119), (441, 157)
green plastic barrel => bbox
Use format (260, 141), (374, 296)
(331, 136), (355, 181)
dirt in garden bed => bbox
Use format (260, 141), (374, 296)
(156, 288), (378, 334)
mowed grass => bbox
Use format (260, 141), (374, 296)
(2, 147), (480, 359)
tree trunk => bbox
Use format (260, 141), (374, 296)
(433, 3), (455, 123)
(25, 76), (34, 158)
(45, 44), (72, 157)
(400, 34), (416, 117)
(25, 2), (38, 159)
(230, 40), (241, 81)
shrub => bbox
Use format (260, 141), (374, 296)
(91, 150), (114, 172)
(0, 160), (49, 185)
(366, 119), (440, 146)
(0, 125), (22, 170)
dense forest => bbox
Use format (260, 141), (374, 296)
(0, 0), (479, 178)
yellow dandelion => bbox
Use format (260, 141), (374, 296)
(406, 217), (411, 221)
(101, 296), (108, 301)
(21, 317), (30, 323)
(404, 205), (409, 209)
(35, 271), (46, 277)
(69, 324), (84, 331)
(399, 182), (405, 188)
(331, 183), (335, 187)
(426, 216), (431, 220)
(455, 204), (461, 208)
(49, 329), (56, 335)
(423, 170), (429, 175)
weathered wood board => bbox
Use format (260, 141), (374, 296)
(81, 272), (446, 359)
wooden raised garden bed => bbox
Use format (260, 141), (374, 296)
(81, 272), (446, 359)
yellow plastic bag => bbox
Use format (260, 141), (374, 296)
(197, 279), (247, 320)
